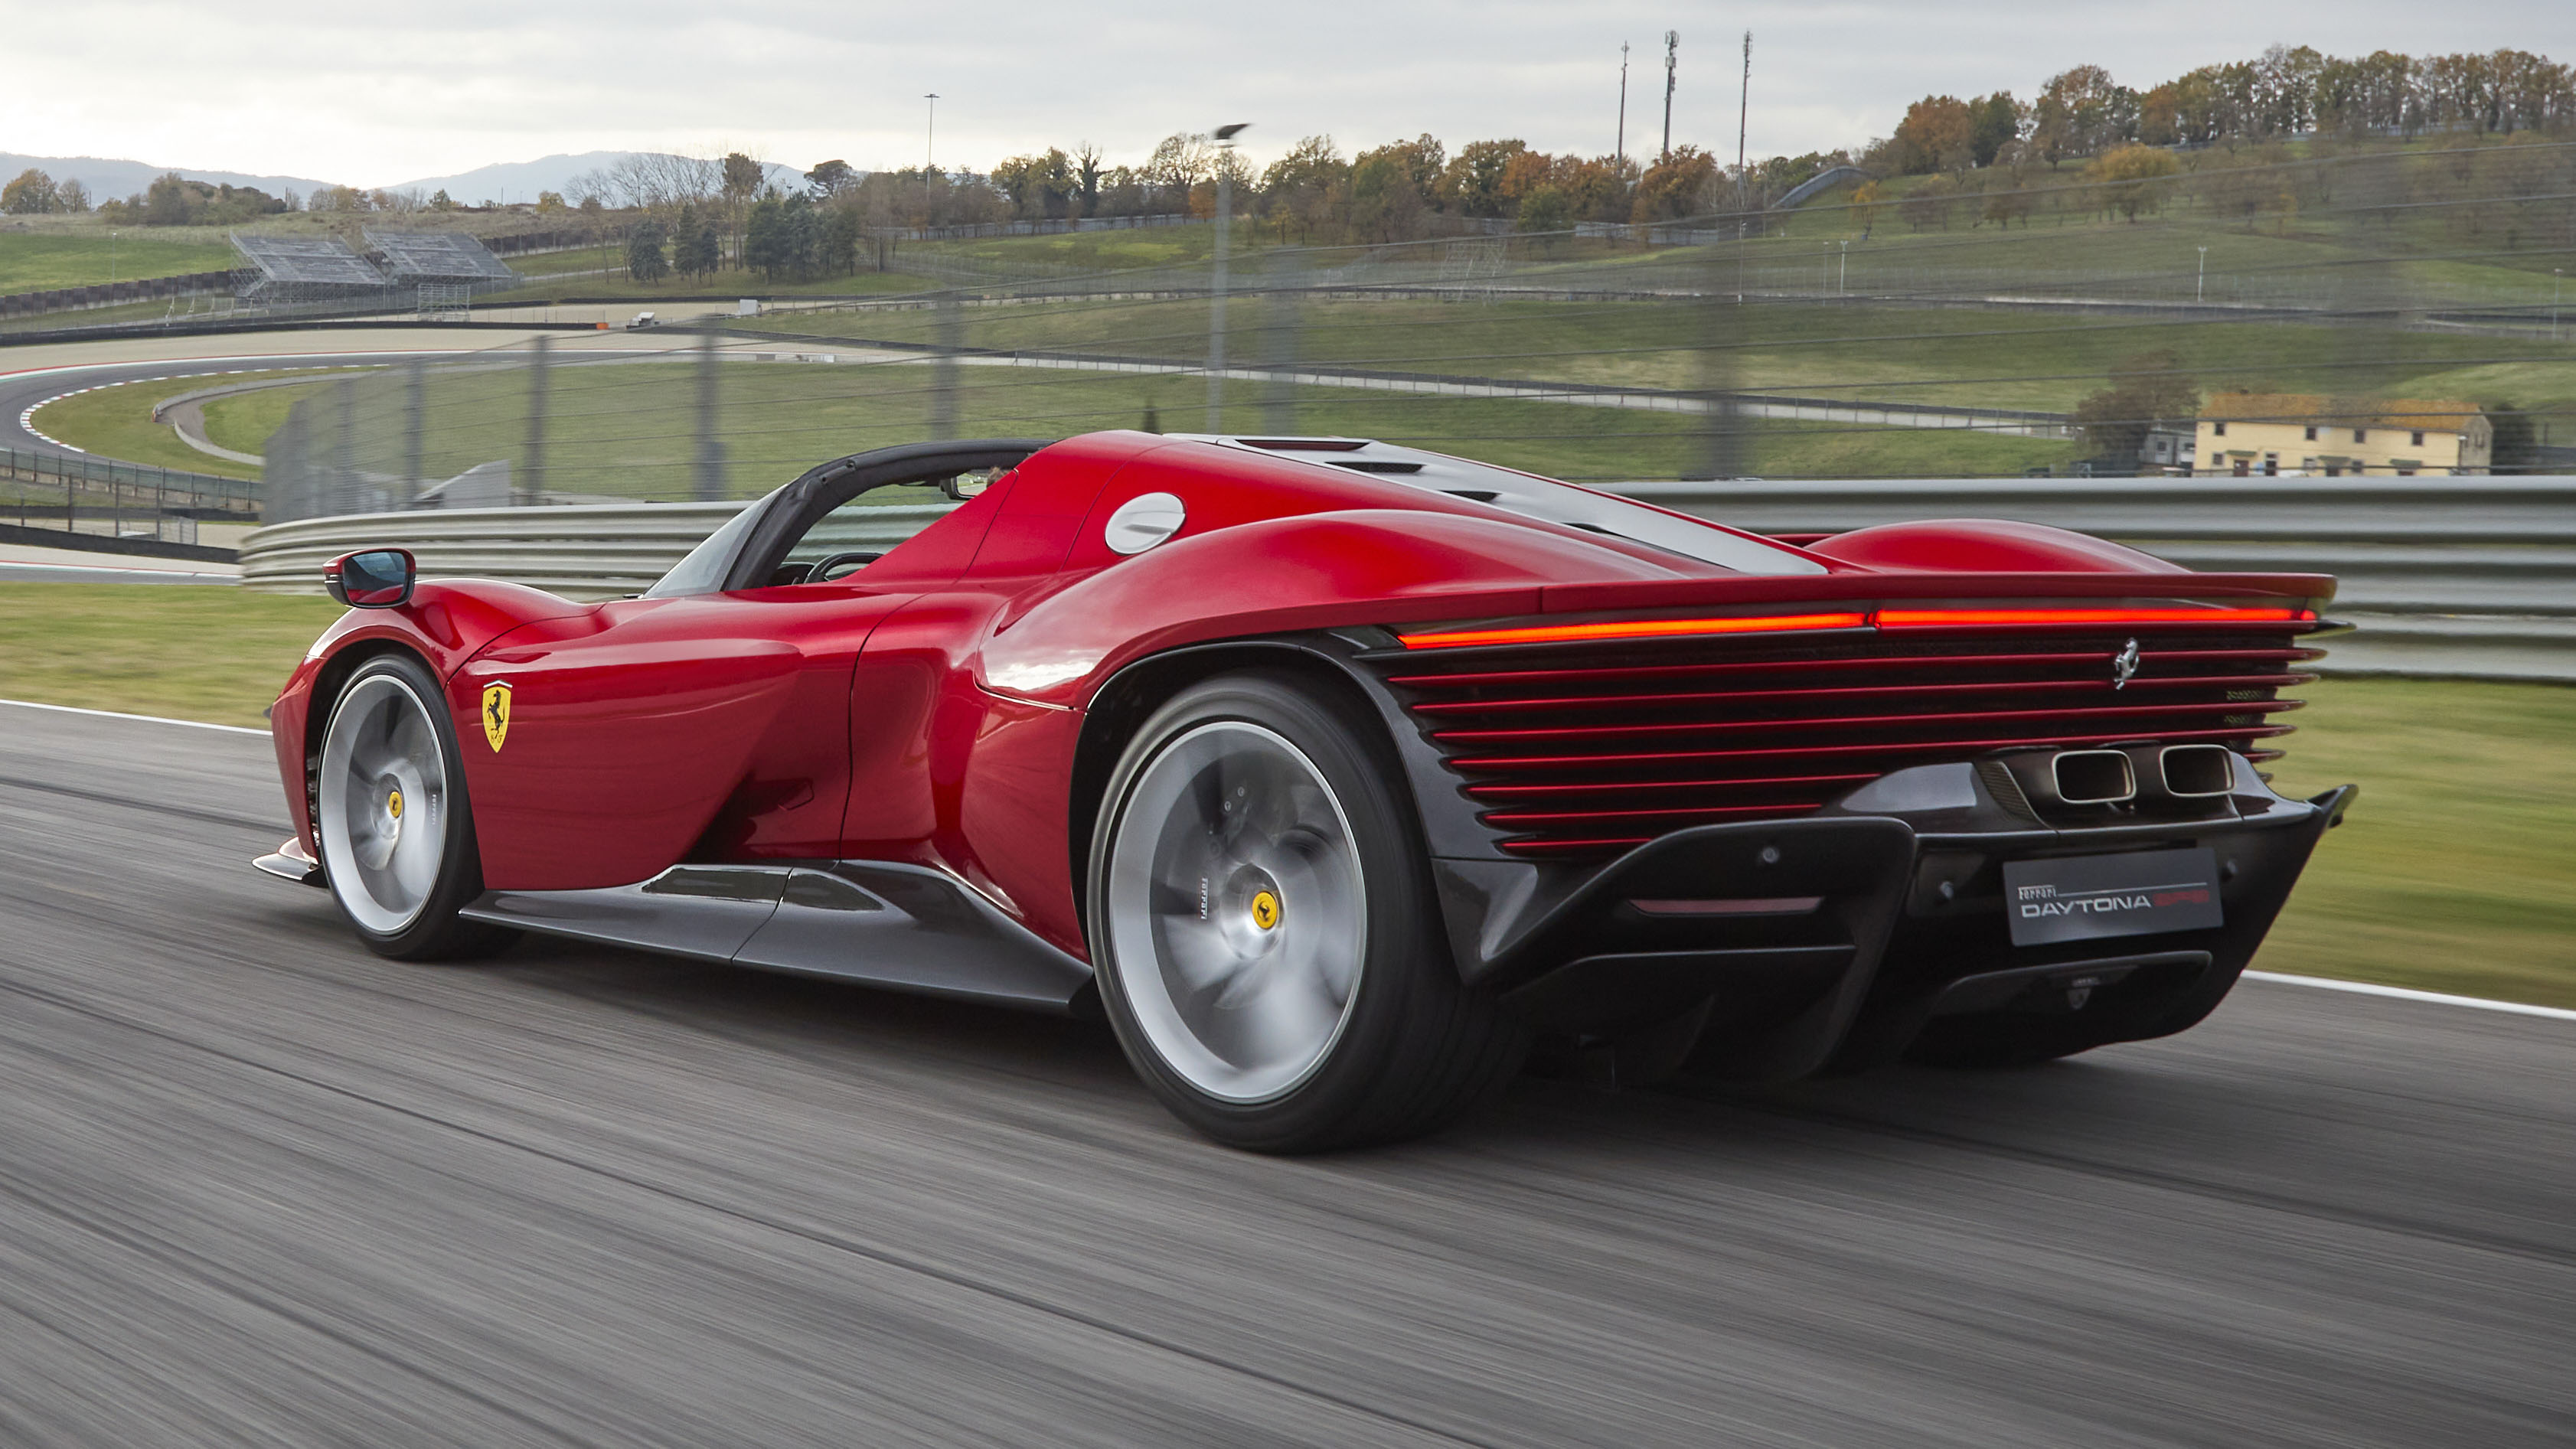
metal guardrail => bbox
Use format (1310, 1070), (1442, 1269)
(236, 478), (2576, 681)
(236, 501), (942, 599)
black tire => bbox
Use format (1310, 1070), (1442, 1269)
(312, 653), (515, 961)
(1086, 671), (1527, 1152)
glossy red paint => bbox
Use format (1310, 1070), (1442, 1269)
(268, 429), (2343, 960)
(268, 580), (593, 850)
(1808, 520), (2191, 575)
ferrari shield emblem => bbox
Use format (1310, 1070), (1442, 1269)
(481, 683), (513, 752)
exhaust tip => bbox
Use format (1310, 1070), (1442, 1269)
(2160, 743), (2238, 798)
(2052, 749), (2137, 804)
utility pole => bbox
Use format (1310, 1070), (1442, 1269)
(923, 93), (940, 174)
(1661, 31), (1679, 162)
(1208, 123), (1249, 433)
(1737, 31), (1752, 178)
(1616, 44), (1630, 166)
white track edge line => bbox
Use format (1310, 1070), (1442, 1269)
(0, 697), (268, 736)
(2242, 970), (2576, 1022)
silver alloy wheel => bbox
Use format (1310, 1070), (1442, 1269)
(316, 673), (449, 936)
(1104, 720), (1367, 1104)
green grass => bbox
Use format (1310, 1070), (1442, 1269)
(747, 291), (2576, 419)
(0, 586), (2562, 1008)
(0, 231), (237, 294)
(27, 368), (376, 481)
(0, 583), (341, 728)
(2260, 677), (2576, 1009)
(286, 352), (2072, 498)
(203, 383), (335, 455)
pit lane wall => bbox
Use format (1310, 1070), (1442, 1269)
(236, 477), (2576, 682)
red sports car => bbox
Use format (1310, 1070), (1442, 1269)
(257, 432), (2352, 1150)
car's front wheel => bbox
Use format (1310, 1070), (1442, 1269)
(1088, 671), (1526, 1152)
(313, 653), (513, 961)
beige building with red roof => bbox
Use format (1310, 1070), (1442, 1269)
(2192, 393), (2491, 477)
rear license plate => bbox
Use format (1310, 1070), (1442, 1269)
(2003, 847), (2222, 947)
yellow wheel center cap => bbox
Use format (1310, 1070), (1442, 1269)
(387, 788), (403, 821)
(1250, 889), (1280, 931)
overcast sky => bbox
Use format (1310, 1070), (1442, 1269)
(2, 1), (2565, 188)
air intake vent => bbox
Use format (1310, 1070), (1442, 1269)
(1366, 622), (2320, 859)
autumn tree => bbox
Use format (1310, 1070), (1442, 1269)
(1438, 139), (1526, 217)
(1631, 146), (1719, 222)
(2073, 350), (2199, 468)
(1847, 179), (1885, 235)
(1348, 135), (1445, 240)
(1885, 95), (1976, 174)
(2085, 143), (2181, 221)
(2, 168), (58, 214)
(2030, 65), (2140, 166)
(1259, 135), (1347, 240)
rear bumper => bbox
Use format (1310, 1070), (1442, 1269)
(1432, 775), (2355, 1078)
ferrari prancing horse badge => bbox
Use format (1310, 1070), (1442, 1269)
(482, 683), (513, 752)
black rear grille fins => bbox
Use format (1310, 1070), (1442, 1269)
(1367, 622), (2321, 859)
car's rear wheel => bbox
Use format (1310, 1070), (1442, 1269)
(314, 654), (513, 961)
(1089, 671), (1526, 1152)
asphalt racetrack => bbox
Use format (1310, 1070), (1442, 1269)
(0, 700), (2567, 1447)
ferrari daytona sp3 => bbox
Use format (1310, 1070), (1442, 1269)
(256, 432), (2353, 1150)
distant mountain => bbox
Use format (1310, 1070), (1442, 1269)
(0, 153), (344, 203)
(377, 152), (811, 203)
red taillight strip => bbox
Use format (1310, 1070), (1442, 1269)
(1384, 647), (2320, 690)
(1876, 606), (2315, 628)
(1395, 606), (2313, 651)
(1397, 612), (1869, 649)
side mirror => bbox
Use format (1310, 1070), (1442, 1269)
(940, 467), (1006, 501)
(324, 548), (416, 608)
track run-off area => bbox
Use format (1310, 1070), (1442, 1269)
(0, 697), (2568, 1447)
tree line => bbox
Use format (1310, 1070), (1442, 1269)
(1874, 45), (2574, 178)
(4, 168), (294, 224)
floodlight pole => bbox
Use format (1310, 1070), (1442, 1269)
(1616, 44), (1629, 166)
(1208, 123), (1249, 433)
(924, 94), (940, 175)
(2197, 245), (2209, 303)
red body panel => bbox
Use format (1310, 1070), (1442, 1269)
(270, 432), (2338, 967)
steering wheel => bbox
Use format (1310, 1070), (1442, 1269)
(803, 550), (883, 583)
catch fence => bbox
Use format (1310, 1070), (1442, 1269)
(1, 444), (257, 549)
